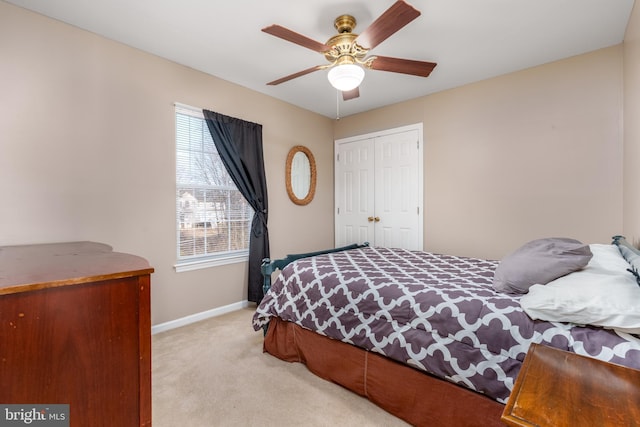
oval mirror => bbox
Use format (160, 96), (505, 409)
(286, 145), (316, 205)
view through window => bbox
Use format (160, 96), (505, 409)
(175, 106), (253, 264)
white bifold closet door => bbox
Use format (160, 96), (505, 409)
(335, 124), (423, 251)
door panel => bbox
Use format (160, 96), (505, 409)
(374, 129), (422, 250)
(335, 138), (375, 247)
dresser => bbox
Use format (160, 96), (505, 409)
(0, 242), (154, 427)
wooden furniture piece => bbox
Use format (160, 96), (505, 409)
(502, 343), (640, 427)
(0, 242), (154, 427)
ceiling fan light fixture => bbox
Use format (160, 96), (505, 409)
(327, 63), (365, 91)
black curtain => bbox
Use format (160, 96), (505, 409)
(203, 109), (269, 303)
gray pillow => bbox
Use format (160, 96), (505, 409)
(493, 237), (593, 294)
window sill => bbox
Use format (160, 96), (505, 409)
(174, 253), (248, 272)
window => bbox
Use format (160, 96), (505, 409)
(175, 105), (253, 271)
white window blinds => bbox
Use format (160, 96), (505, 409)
(175, 105), (253, 268)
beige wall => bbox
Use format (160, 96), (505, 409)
(0, 2), (335, 325)
(624, 2), (640, 246)
(1, 1), (635, 326)
(335, 47), (624, 260)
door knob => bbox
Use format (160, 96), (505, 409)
(374, 217), (380, 222)
(368, 216), (374, 222)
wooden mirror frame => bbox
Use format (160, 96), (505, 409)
(285, 145), (316, 206)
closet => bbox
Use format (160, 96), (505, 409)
(335, 123), (423, 250)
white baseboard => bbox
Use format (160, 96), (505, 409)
(151, 300), (251, 335)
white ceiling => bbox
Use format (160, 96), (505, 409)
(6, 0), (635, 118)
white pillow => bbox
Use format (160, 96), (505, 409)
(587, 244), (633, 272)
(520, 244), (640, 334)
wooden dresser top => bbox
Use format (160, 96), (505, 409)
(502, 343), (640, 427)
(0, 241), (154, 295)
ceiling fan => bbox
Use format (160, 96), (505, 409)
(262, 0), (437, 101)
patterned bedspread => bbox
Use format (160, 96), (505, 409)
(252, 247), (640, 403)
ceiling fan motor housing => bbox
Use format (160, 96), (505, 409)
(324, 15), (368, 65)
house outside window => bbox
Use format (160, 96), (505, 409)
(175, 105), (253, 272)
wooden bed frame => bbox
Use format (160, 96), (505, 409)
(260, 243), (505, 426)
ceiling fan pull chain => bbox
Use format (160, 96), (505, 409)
(336, 89), (340, 121)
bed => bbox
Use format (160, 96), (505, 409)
(252, 236), (640, 426)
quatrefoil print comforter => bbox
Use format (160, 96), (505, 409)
(252, 247), (640, 403)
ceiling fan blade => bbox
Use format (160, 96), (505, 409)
(368, 55), (437, 77)
(355, 0), (421, 50)
(342, 87), (360, 101)
(262, 25), (331, 53)
(267, 65), (326, 85)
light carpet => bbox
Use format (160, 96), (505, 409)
(152, 307), (410, 426)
